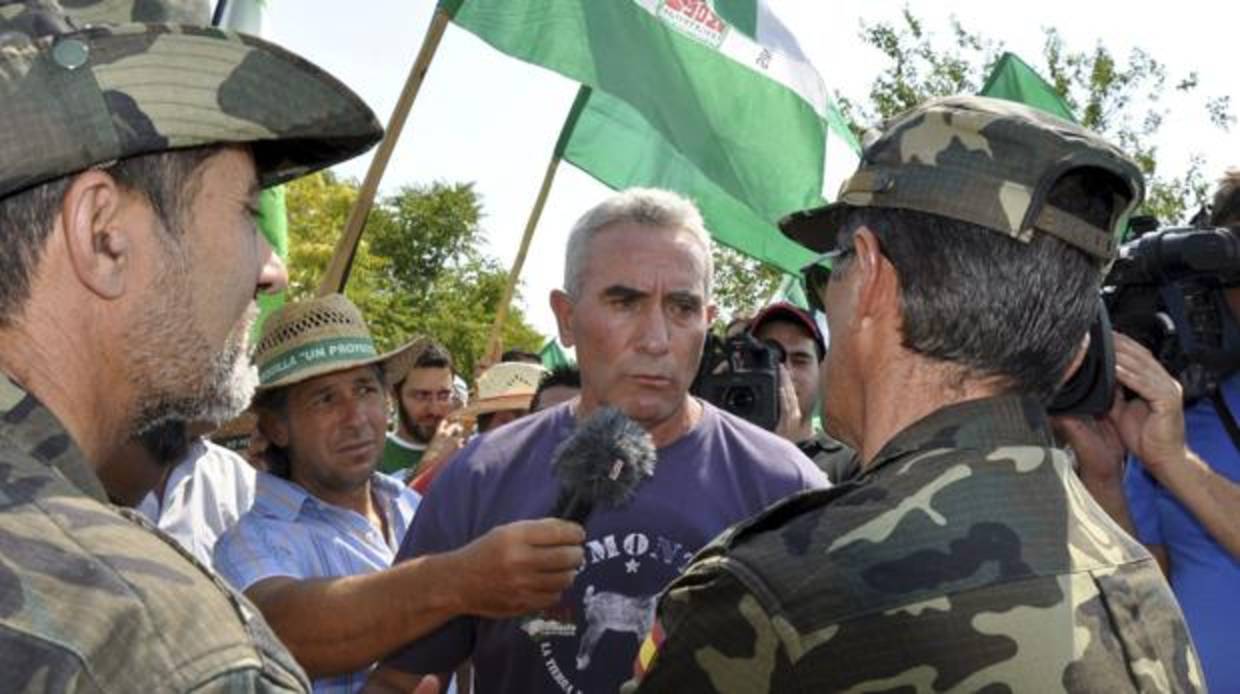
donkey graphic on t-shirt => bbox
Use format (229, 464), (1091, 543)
(576, 585), (657, 670)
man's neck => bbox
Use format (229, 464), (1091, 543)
(577, 394), (702, 448)
(391, 428), (427, 449)
(295, 473), (378, 520)
(851, 356), (1006, 468)
(0, 307), (133, 468)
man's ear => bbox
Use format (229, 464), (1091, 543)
(1062, 331), (1092, 386)
(705, 301), (719, 325)
(851, 228), (899, 321)
(59, 170), (135, 300)
(550, 290), (576, 348)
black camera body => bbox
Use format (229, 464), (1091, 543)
(691, 332), (782, 431)
(1053, 221), (1240, 415)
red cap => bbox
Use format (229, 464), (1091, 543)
(747, 302), (826, 361)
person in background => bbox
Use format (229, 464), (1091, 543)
(381, 339), (462, 480)
(216, 294), (584, 694)
(531, 365), (582, 412)
(748, 302), (857, 482)
(1057, 168), (1240, 691)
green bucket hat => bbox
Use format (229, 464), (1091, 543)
(780, 95), (1144, 264)
(0, 0), (383, 200)
(253, 294), (416, 392)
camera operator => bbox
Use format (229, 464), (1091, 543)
(747, 302), (858, 482)
(1057, 169), (1240, 692)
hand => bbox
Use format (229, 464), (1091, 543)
(1107, 332), (1187, 476)
(1051, 414), (1125, 485)
(413, 675), (440, 694)
(450, 519), (585, 618)
(424, 418), (468, 465)
(774, 365), (802, 441)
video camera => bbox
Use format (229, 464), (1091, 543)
(1052, 215), (1240, 415)
(691, 331), (783, 431)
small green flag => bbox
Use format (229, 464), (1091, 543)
(980, 52), (1077, 123)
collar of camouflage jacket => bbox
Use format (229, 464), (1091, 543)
(0, 372), (109, 503)
(866, 394), (1055, 476)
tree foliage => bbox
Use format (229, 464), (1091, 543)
(283, 172), (544, 381)
(711, 244), (784, 323)
(835, 7), (1232, 225)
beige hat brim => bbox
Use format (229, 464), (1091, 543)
(459, 393), (535, 418)
(256, 339), (418, 392)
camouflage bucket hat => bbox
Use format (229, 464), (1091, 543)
(780, 95), (1145, 263)
(0, 0), (383, 201)
(253, 294), (416, 392)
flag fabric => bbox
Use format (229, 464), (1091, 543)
(441, 0), (860, 274)
(980, 52), (1077, 123)
(539, 338), (575, 369)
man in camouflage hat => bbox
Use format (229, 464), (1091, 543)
(628, 96), (1204, 691)
(0, 0), (384, 690)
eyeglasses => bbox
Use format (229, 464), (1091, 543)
(799, 247), (853, 316)
(408, 389), (453, 404)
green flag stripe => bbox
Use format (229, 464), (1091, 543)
(562, 88), (817, 274)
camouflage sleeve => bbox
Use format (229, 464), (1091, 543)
(628, 560), (799, 693)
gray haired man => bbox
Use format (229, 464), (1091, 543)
(367, 188), (827, 694)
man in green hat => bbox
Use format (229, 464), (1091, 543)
(215, 294), (585, 694)
(0, 0), (384, 690)
(629, 96), (1203, 691)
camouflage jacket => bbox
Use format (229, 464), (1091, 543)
(0, 373), (310, 692)
(630, 395), (1203, 693)
(797, 432), (859, 485)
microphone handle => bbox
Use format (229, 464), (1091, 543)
(551, 489), (594, 525)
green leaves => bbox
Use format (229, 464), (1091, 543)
(283, 172), (544, 381)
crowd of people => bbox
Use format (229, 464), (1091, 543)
(1, 1), (1238, 693)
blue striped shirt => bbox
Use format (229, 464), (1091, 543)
(214, 471), (420, 694)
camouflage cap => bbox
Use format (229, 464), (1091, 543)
(780, 95), (1144, 263)
(0, 0), (382, 201)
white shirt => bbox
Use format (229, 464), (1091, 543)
(137, 438), (258, 567)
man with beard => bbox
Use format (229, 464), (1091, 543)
(216, 295), (585, 694)
(380, 339), (461, 480)
(0, 1), (385, 690)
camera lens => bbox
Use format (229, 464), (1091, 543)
(724, 386), (756, 415)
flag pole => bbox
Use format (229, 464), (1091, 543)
(317, 7), (451, 296)
(482, 87), (594, 362)
(484, 154), (561, 362)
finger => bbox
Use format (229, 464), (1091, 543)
(513, 518), (587, 546)
(525, 568), (579, 593)
(524, 545), (585, 572)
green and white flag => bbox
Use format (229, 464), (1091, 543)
(440, 0), (860, 274)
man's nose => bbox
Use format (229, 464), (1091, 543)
(257, 236), (289, 295)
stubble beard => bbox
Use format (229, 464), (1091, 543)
(128, 260), (259, 438)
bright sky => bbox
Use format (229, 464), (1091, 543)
(263, 0), (1237, 339)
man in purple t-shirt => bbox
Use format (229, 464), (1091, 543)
(366, 188), (828, 694)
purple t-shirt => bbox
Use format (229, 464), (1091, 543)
(384, 400), (827, 694)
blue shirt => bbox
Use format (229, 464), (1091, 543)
(214, 471), (420, 694)
(1126, 372), (1240, 692)
(383, 400), (827, 694)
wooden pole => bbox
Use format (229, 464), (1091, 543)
(484, 153), (562, 362)
(317, 8), (451, 296)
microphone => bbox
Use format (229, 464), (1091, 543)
(549, 407), (657, 524)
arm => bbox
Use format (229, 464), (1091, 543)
(244, 519), (584, 678)
(1108, 333), (1240, 562)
